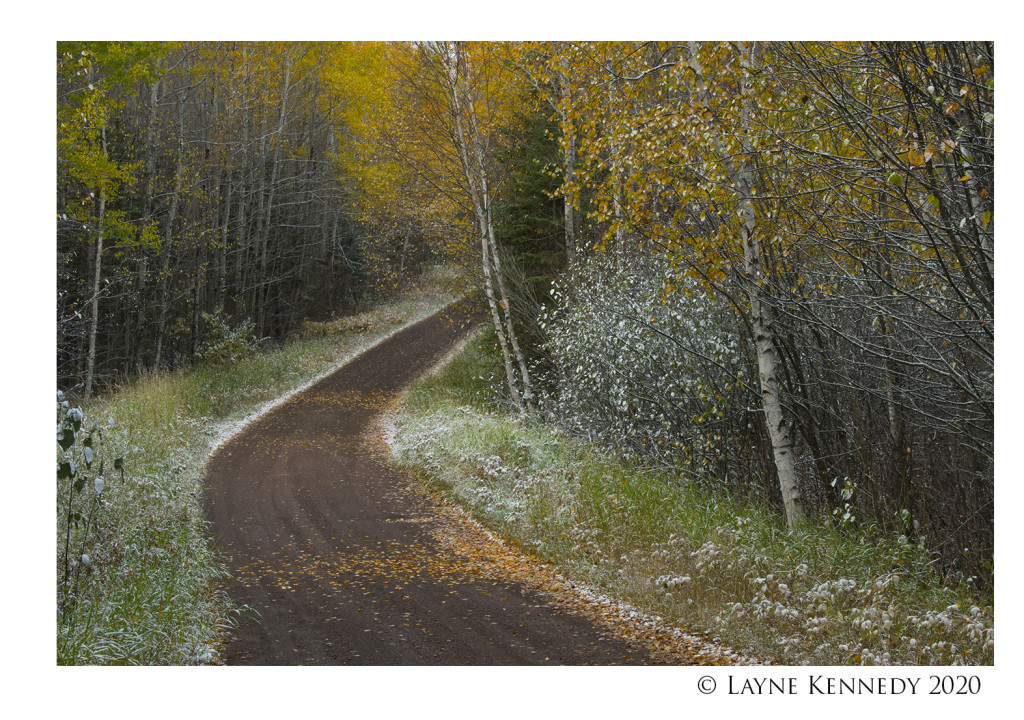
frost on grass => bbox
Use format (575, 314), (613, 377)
(57, 398), (231, 665)
(208, 293), (452, 455)
(389, 358), (994, 666)
(57, 282), (460, 665)
(384, 405), (750, 665)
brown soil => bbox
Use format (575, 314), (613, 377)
(205, 298), (733, 665)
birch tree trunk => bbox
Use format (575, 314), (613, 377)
(249, 52), (268, 320)
(154, 90), (187, 369)
(257, 51), (292, 337)
(442, 42), (535, 411)
(232, 48), (251, 318)
(552, 59), (576, 264)
(217, 170), (232, 313)
(133, 76), (160, 371)
(481, 228), (522, 409)
(562, 100), (577, 265)
(608, 78), (625, 251)
(688, 41), (805, 527)
(324, 129), (338, 311)
(448, 69), (521, 408)
(466, 86), (536, 411)
(739, 196), (805, 528)
(83, 125), (107, 400)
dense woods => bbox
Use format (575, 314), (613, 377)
(57, 42), (424, 396)
(57, 41), (993, 586)
(521, 42), (994, 584)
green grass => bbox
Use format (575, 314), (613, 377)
(390, 332), (995, 666)
(56, 266), (466, 665)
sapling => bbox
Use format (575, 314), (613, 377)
(57, 390), (123, 620)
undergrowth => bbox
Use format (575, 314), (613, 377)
(56, 266), (465, 665)
(390, 332), (995, 666)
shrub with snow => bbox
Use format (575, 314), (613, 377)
(540, 250), (755, 483)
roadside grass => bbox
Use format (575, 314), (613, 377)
(391, 331), (995, 666)
(56, 266), (466, 665)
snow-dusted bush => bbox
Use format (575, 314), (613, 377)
(540, 251), (754, 481)
(197, 309), (260, 365)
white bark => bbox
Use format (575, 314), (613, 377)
(217, 170), (233, 312)
(464, 79), (536, 410)
(134, 77), (160, 371)
(562, 106), (577, 264)
(608, 78), (625, 250)
(154, 90), (187, 369)
(233, 46), (250, 315)
(551, 57), (576, 264)
(481, 229), (522, 408)
(257, 51), (292, 337)
(441, 42), (535, 411)
(742, 215), (805, 528)
(688, 41), (805, 527)
(83, 126), (107, 400)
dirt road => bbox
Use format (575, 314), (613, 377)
(205, 299), (725, 665)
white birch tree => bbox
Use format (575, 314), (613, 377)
(684, 41), (805, 527)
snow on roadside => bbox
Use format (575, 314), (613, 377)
(379, 328), (763, 666)
(207, 298), (451, 458)
(377, 328), (480, 453)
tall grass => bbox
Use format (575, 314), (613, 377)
(56, 267), (465, 664)
(390, 332), (995, 666)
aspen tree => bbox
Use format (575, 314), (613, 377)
(544, 42), (807, 526)
(59, 41), (372, 387)
(684, 42), (805, 526)
(256, 46), (293, 337)
(437, 41), (535, 411)
(153, 85), (186, 370)
(353, 42), (536, 410)
(83, 125), (107, 400)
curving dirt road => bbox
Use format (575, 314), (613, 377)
(205, 299), (727, 665)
